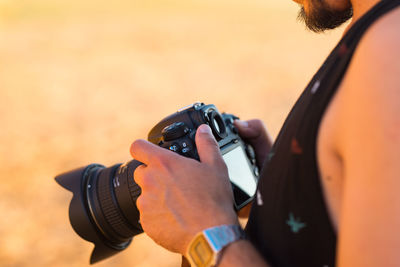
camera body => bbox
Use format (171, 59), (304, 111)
(55, 102), (259, 264)
(148, 102), (259, 210)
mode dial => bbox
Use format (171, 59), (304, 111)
(161, 122), (190, 141)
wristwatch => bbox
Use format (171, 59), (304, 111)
(186, 224), (245, 267)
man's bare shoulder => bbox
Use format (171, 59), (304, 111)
(352, 6), (400, 81)
(364, 4), (400, 40)
(337, 6), (400, 134)
(331, 4), (400, 160)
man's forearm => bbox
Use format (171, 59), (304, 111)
(219, 240), (270, 267)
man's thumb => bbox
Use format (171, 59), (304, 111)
(195, 124), (223, 165)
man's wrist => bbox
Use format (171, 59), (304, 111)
(217, 239), (269, 267)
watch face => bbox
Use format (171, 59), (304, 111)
(188, 235), (214, 267)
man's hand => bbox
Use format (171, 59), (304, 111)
(234, 119), (273, 169)
(130, 124), (238, 255)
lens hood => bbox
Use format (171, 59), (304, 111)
(55, 165), (131, 264)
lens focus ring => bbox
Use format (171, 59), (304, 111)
(127, 163), (142, 202)
(97, 165), (137, 240)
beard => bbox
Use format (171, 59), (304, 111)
(298, 0), (353, 32)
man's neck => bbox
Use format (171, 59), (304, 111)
(346, 0), (381, 30)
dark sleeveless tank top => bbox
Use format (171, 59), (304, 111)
(244, 1), (400, 266)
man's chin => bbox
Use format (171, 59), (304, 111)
(298, 1), (353, 33)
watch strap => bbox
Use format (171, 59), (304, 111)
(186, 224), (245, 267)
(203, 224), (245, 252)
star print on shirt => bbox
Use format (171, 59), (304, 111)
(338, 43), (349, 56)
(267, 151), (275, 161)
(291, 138), (303, 155)
(286, 212), (306, 233)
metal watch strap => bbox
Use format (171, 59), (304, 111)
(186, 224), (246, 267)
(203, 224), (245, 252)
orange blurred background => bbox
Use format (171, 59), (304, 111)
(0, 0), (345, 266)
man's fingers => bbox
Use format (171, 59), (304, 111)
(132, 125), (226, 167)
(234, 119), (273, 168)
(130, 139), (172, 165)
(133, 164), (157, 191)
(133, 163), (146, 186)
(234, 119), (268, 140)
(195, 124), (224, 166)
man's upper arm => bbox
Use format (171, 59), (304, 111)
(336, 10), (400, 267)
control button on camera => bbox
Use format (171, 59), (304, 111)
(162, 122), (190, 141)
(254, 166), (260, 177)
(169, 143), (180, 152)
(182, 147), (191, 154)
(181, 141), (192, 154)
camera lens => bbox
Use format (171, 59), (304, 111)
(208, 110), (228, 140)
(55, 160), (143, 264)
(87, 161), (142, 242)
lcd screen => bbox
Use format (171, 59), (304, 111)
(223, 146), (257, 200)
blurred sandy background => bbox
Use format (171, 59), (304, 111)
(0, 0), (345, 266)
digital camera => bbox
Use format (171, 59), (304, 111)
(55, 102), (259, 264)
